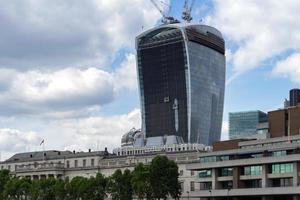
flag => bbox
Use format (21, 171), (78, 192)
(40, 139), (44, 146)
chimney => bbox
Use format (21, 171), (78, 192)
(89, 149), (91, 152)
(73, 150), (75, 154)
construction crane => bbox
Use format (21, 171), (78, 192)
(182, 0), (196, 23)
(150, 0), (177, 24)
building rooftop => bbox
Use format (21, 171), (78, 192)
(2, 150), (109, 164)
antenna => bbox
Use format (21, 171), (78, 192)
(182, 0), (196, 23)
(150, 0), (178, 24)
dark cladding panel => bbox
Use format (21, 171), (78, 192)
(138, 40), (188, 141)
(290, 89), (300, 107)
(186, 28), (225, 55)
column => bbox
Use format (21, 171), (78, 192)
(293, 162), (299, 187)
(211, 168), (218, 190)
(262, 164), (268, 188)
(233, 167), (239, 189)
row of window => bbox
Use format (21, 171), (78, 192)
(199, 150), (290, 163)
(66, 158), (95, 168)
(198, 163), (294, 178)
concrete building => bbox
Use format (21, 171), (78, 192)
(2, 130), (300, 199)
(136, 23), (226, 146)
(186, 135), (300, 200)
(0, 147), (203, 197)
(229, 111), (268, 139)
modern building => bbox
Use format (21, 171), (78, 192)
(186, 135), (300, 200)
(229, 111), (268, 139)
(268, 106), (300, 138)
(290, 89), (300, 107)
(136, 23), (226, 146)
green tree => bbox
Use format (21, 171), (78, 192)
(85, 173), (108, 200)
(108, 169), (133, 200)
(149, 155), (181, 200)
(69, 176), (88, 200)
(131, 163), (152, 200)
(0, 170), (10, 200)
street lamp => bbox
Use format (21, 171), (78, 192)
(186, 191), (190, 200)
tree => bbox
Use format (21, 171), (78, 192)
(108, 169), (133, 200)
(86, 173), (108, 200)
(0, 170), (10, 200)
(69, 176), (88, 200)
(149, 155), (181, 200)
(131, 163), (152, 200)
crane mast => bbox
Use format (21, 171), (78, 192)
(150, 0), (177, 24)
(182, 0), (196, 23)
(149, 0), (196, 24)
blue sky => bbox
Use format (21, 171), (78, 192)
(0, 0), (300, 160)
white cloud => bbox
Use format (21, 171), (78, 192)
(0, 53), (138, 117)
(272, 53), (300, 83)
(44, 109), (141, 152)
(0, 0), (161, 69)
(113, 54), (138, 91)
(0, 109), (140, 160)
(0, 128), (41, 156)
(207, 0), (300, 81)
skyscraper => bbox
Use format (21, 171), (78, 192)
(290, 88), (300, 107)
(135, 23), (225, 146)
(229, 110), (268, 139)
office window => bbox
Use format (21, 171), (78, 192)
(91, 159), (95, 167)
(198, 170), (212, 178)
(221, 181), (233, 189)
(74, 160), (78, 168)
(243, 165), (262, 175)
(200, 182), (212, 190)
(219, 167), (233, 176)
(270, 178), (293, 187)
(190, 181), (195, 191)
(271, 163), (293, 174)
(272, 151), (287, 157)
(180, 182), (184, 192)
(199, 156), (217, 163)
(66, 161), (70, 168)
(179, 170), (184, 176)
(8, 165), (10, 171)
(83, 159), (86, 167)
(191, 170), (195, 176)
(218, 155), (230, 161)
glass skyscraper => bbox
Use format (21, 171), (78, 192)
(135, 23), (225, 146)
(229, 111), (268, 139)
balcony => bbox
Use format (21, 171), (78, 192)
(189, 186), (300, 197)
(15, 162), (65, 173)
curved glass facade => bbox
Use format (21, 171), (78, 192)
(136, 24), (225, 145)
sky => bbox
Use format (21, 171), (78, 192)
(0, 0), (300, 160)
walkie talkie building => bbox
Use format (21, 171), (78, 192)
(136, 24), (225, 146)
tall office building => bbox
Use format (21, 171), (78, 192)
(290, 88), (300, 107)
(229, 111), (268, 139)
(136, 24), (225, 146)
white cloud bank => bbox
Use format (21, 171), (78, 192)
(0, 54), (137, 117)
(0, 128), (42, 158)
(272, 53), (300, 83)
(0, 0), (161, 69)
(207, 0), (300, 83)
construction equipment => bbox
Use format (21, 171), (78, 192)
(150, 0), (178, 24)
(182, 0), (196, 23)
